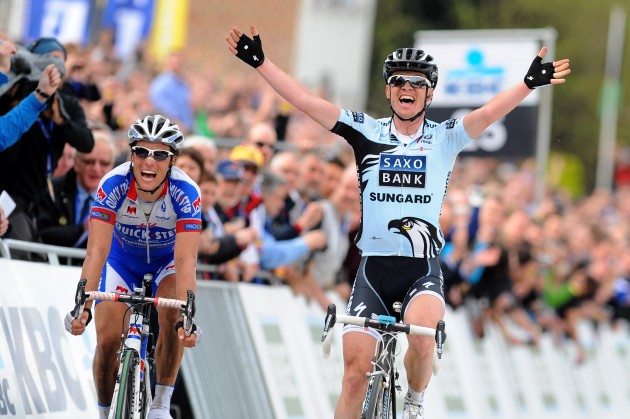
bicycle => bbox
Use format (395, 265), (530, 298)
(321, 303), (446, 419)
(71, 274), (195, 419)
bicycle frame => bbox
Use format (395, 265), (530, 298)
(108, 274), (154, 419)
(321, 304), (446, 419)
(361, 328), (399, 419)
(72, 275), (193, 419)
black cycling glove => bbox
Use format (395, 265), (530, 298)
(524, 55), (555, 89)
(235, 33), (265, 68)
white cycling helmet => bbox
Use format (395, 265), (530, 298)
(128, 114), (185, 151)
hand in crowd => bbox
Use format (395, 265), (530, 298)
(303, 229), (327, 251)
(223, 217), (246, 234)
(0, 207), (8, 237)
(0, 40), (16, 74)
(234, 226), (258, 248)
(36, 64), (62, 102)
(296, 202), (323, 231)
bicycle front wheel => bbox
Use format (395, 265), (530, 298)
(114, 349), (139, 419)
(361, 375), (393, 419)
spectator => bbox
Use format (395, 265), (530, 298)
(249, 170), (327, 272)
(243, 121), (277, 167)
(38, 129), (116, 249)
(59, 42), (101, 102)
(182, 135), (218, 174)
(320, 156), (346, 199)
(0, 40), (62, 151)
(213, 160), (251, 281)
(0, 207), (9, 237)
(52, 143), (76, 177)
(174, 146), (204, 184)
(0, 37), (94, 259)
(296, 151), (325, 205)
(306, 165), (359, 309)
(196, 171), (258, 273)
(149, 50), (193, 131)
(269, 150), (323, 240)
(229, 144), (264, 210)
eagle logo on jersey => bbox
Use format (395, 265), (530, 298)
(388, 216), (441, 257)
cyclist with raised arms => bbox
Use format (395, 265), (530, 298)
(227, 26), (570, 418)
(64, 114), (203, 419)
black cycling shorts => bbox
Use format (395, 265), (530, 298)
(345, 256), (444, 337)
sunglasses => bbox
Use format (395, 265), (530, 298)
(254, 141), (274, 150)
(131, 146), (174, 161)
(387, 75), (432, 89)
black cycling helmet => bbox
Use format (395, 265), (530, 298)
(383, 48), (438, 88)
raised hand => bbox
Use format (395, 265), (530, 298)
(0, 40), (16, 74)
(226, 25), (265, 68)
(36, 63), (61, 97)
(524, 47), (571, 89)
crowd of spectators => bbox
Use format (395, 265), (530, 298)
(1, 35), (630, 371)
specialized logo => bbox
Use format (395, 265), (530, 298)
(378, 154), (426, 188)
(422, 281), (435, 288)
(354, 302), (367, 317)
(352, 111), (364, 123)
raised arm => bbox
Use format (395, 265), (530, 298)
(464, 47), (570, 139)
(226, 25), (341, 130)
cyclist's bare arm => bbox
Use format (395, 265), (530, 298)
(174, 231), (199, 301)
(174, 230), (200, 346)
(227, 25), (340, 131)
(464, 47), (570, 139)
(68, 219), (114, 335)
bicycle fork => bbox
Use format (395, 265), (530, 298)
(109, 309), (150, 419)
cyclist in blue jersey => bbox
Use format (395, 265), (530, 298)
(64, 114), (203, 419)
(227, 26), (570, 418)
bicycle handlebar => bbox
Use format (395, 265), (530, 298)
(321, 304), (447, 366)
(71, 278), (191, 325)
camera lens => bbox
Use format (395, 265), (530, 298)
(10, 56), (31, 75)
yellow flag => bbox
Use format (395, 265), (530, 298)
(148, 0), (189, 62)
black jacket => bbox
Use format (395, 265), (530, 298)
(38, 169), (87, 248)
(0, 91), (94, 213)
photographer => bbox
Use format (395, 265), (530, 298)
(0, 37), (93, 259)
(0, 40), (62, 151)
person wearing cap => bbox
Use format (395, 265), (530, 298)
(0, 36), (93, 259)
(213, 159), (258, 281)
(229, 144), (264, 212)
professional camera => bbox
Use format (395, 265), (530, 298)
(0, 45), (65, 99)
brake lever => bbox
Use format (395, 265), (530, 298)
(321, 304), (337, 342)
(435, 320), (446, 359)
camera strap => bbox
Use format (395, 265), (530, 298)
(37, 118), (54, 177)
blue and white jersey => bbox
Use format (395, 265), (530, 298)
(90, 162), (202, 263)
(332, 110), (472, 258)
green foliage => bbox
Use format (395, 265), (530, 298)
(369, 0), (630, 195)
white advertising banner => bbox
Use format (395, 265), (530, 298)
(415, 31), (543, 107)
(2, 256), (630, 419)
(0, 259), (96, 419)
(414, 29), (557, 158)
